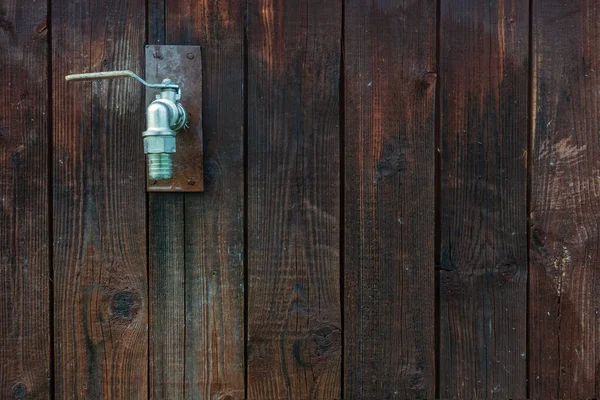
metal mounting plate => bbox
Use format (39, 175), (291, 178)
(145, 45), (203, 192)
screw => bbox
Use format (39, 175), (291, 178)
(153, 52), (163, 59)
(187, 53), (195, 60)
(188, 178), (196, 185)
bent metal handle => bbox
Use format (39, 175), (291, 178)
(65, 70), (179, 91)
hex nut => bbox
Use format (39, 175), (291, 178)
(144, 136), (176, 154)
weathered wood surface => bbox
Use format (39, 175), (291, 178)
(246, 0), (343, 398)
(149, 194), (185, 399)
(146, 5), (187, 399)
(530, 1), (600, 398)
(52, 0), (148, 397)
(344, 0), (437, 399)
(0, 0), (50, 398)
(439, 0), (529, 398)
(10, 0), (600, 398)
(166, 0), (246, 398)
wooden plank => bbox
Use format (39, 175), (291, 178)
(0, 0), (50, 397)
(149, 194), (185, 399)
(148, 0), (165, 45)
(246, 0), (342, 398)
(165, 0), (246, 398)
(52, 0), (148, 397)
(146, 5), (186, 399)
(439, 0), (529, 398)
(343, 0), (437, 398)
(530, 1), (600, 397)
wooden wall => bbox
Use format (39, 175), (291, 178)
(2, 0), (600, 398)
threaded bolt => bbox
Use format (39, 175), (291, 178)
(147, 153), (173, 180)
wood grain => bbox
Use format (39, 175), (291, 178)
(439, 0), (529, 398)
(52, 0), (148, 397)
(530, 1), (600, 397)
(149, 194), (185, 399)
(165, 0), (246, 398)
(246, 0), (342, 398)
(0, 0), (50, 397)
(147, 10), (186, 398)
(343, 0), (437, 398)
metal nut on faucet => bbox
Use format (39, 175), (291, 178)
(144, 136), (176, 154)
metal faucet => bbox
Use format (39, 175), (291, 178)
(65, 70), (188, 180)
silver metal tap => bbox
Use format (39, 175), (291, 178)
(65, 70), (187, 180)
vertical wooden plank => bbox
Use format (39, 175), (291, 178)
(166, 0), (246, 398)
(147, 5), (186, 398)
(148, 194), (185, 399)
(52, 0), (148, 397)
(148, 0), (165, 45)
(439, 0), (529, 398)
(530, 1), (600, 397)
(344, 0), (437, 399)
(0, 0), (50, 397)
(247, 0), (342, 398)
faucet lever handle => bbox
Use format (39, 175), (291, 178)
(65, 70), (180, 92)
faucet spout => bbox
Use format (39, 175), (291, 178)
(142, 86), (187, 180)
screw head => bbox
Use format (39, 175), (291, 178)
(188, 178), (196, 185)
(187, 53), (195, 60)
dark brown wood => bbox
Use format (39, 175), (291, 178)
(10, 1), (600, 398)
(149, 194), (185, 399)
(0, 0), (50, 397)
(145, 45), (204, 193)
(148, 0), (165, 45)
(246, 0), (342, 398)
(439, 0), (529, 398)
(530, 1), (600, 397)
(146, 4), (187, 399)
(52, 0), (148, 397)
(164, 0), (246, 398)
(343, 0), (437, 398)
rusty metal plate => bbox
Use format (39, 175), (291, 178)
(145, 45), (203, 192)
